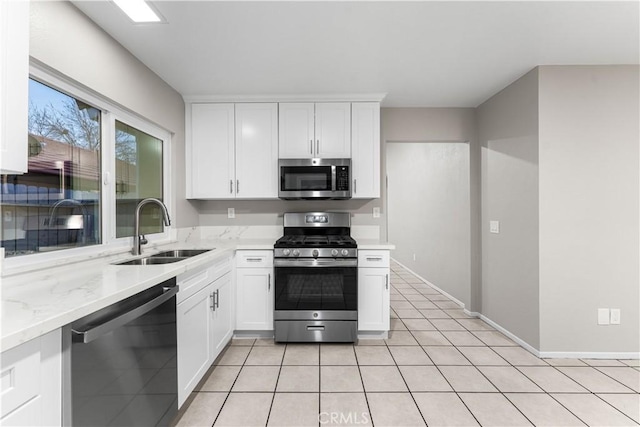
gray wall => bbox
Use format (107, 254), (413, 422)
(538, 65), (639, 353)
(477, 69), (540, 348)
(387, 142), (471, 306)
(29, 1), (198, 228)
(381, 108), (480, 310)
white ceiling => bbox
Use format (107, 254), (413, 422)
(71, 1), (639, 107)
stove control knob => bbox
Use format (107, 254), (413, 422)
(341, 249), (349, 257)
(282, 249), (291, 256)
(312, 249), (319, 258)
(292, 249), (300, 257)
(331, 249), (338, 257)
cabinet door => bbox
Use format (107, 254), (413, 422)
(236, 267), (273, 330)
(211, 273), (233, 358)
(177, 283), (213, 407)
(235, 103), (278, 199)
(188, 103), (235, 199)
(315, 103), (351, 158)
(358, 267), (390, 331)
(0, 0), (29, 174)
(278, 103), (314, 159)
(351, 102), (380, 198)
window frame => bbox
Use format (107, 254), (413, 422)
(2, 63), (173, 273)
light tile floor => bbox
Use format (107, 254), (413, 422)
(174, 261), (640, 426)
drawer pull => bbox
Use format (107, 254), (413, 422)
(307, 325), (325, 331)
(366, 257), (383, 262)
(246, 258), (263, 262)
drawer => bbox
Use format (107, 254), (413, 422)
(1, 338), (41, 419)
(178, 255), (233, 304)
(358, 250), (390, 268)
(236, 250), (273, 268)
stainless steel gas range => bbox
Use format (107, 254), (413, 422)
(274, 212), (357, 343)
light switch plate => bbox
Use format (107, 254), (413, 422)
(373, 207), (380, 218)
(489, 220), (500, 234)
(598, 308), (610, 325)
(228, 208), (235, 219)
(610, 309), (621, 325)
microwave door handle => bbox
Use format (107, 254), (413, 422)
(331, 165), (337, 191)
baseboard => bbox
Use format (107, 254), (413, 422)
(538, 351), (640, 360)
(391, 258), (640, 360)
(476, 314), (541, 357)
(391, 258), (465, 309)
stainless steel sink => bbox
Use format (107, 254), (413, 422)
(115, 257), (187, 266)
(150, 249), (213, 258)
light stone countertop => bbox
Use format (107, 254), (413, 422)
(1, 237), (393, 353)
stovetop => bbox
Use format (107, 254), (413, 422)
(274, 235), (357, 249)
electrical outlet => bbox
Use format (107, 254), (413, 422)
(598, 308), (610, 325)
(228, 208), (235, 219)
(373, 207), (380, 218)
(413, 253), (416, 261)
(610, 309), (621, 325)
(490, 220), (500, 234)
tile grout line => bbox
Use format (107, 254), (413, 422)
(400, 273), (539, 426)
(210, 338), (257, 427)
(352, 342), (376, 427)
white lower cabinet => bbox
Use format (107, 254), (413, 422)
(0, 329), (62, 427)
(235, 251), (274, 331)
(176, 257), (233, 408)
(358, 251), (391, 332)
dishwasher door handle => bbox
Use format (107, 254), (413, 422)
(72, 285), (179, 344)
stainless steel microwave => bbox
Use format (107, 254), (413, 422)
(278, 158), (351, 200)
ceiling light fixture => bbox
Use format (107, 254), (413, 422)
(112, 0), (162, 23)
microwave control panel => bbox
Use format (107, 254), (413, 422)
(336, 166), (350, 191)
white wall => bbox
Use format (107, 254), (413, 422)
(381, 108), (480, 310)
(538, 65), (639, 353)
(29, 1), (198, 228)
(387, 142), (470, 307)
(477, 69), (540, 348)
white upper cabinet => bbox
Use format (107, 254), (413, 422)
(0, 0), (29, 174)
(235, 103), (278, 199)
(188, 103), (235, 199)
(351, 102), (381, 198)
(279, 102), (351, 159)
(278, 103), (314, 158)
(314, 103), (351, 158)
(187, 103), (278, 199)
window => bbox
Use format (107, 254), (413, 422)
(0, 71), (170, 262)
(115, 120), (163, 238)
(1, 80), (101, 256)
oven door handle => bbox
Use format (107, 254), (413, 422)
(274, 259), (357, 268)
(71, 285), (179, 344)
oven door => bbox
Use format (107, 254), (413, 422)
(274, 260), (357, 319)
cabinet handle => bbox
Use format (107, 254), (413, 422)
(366, 257), (383, 262)
(215, 289), (220, 309)
(268, 273), (271, 291)
(310, 140), (313, 155)
(354, 179), (357, 194)
(230, 180), (233, 194)
(385, 274), (389, 290)
(246, 258), (262, 262)
(316, 140), (319, 155)
(210, 292), (215, 311)
(236, 180), (239, 193)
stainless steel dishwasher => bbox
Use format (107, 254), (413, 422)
(62, 278), (178, 427)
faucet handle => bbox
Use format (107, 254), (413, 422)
(140, 234), (148, 246)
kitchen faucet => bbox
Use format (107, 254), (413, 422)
(48, 199), (89, 245)
(133, 198), (171, 255)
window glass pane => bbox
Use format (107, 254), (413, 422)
(115, 121), (163, 238)
(0, 79), (101, 257)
